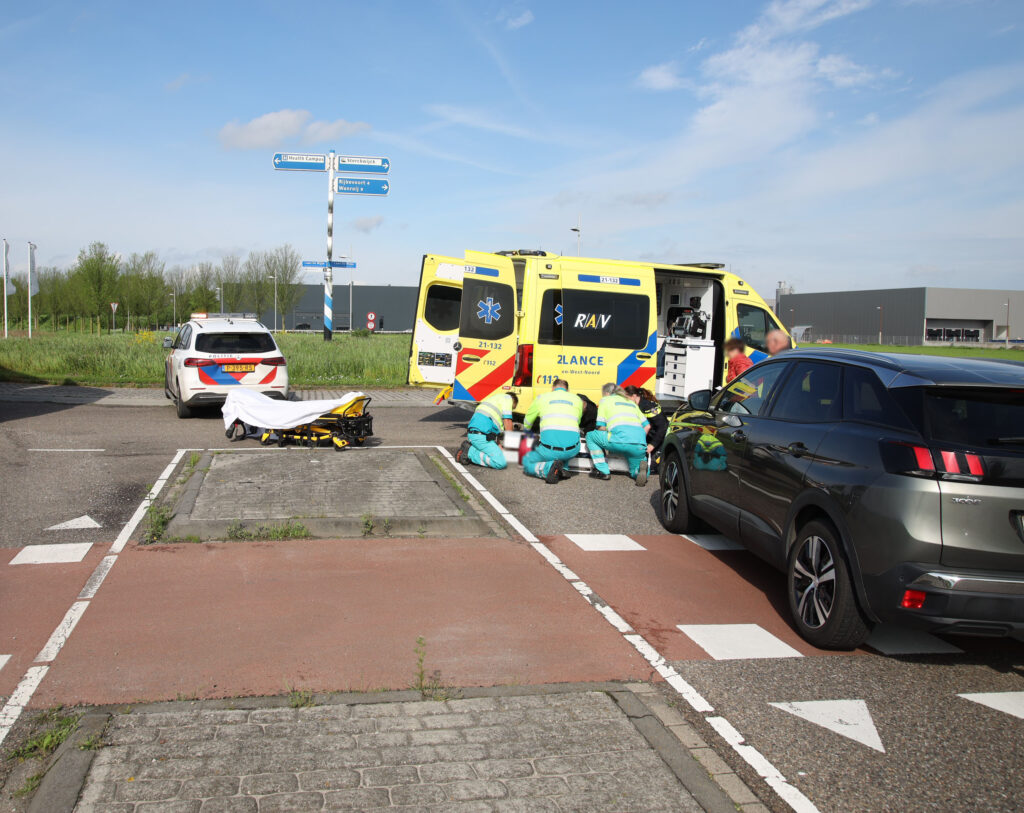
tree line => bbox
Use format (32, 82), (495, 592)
(4, 242), (305, 332)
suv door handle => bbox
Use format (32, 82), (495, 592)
(732, 430), (747, 443)
(787, 442), (808, 457)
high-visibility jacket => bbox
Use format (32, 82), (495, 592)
(523, 387), (583, 436)
(468, 392), (514, 436)
(596, 394), (649, 445)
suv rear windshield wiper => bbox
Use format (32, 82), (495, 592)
(988, 437), (1024, 446)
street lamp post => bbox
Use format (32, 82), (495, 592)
(1006, 300), (1011, 349)
(570, 215), (582, 256)
(269, 275), (278, 332)
(215, 286), (223, 313)
(877, 305), (883, 346)
(169, 290), (177, 328)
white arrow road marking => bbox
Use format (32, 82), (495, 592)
(45, 515), (101, 531)
(958, 691), (1024, 720)
(9, 543), (92, 565)
(770, 699), (885, 752)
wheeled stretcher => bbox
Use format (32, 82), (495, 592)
(222, 389), (374, 451)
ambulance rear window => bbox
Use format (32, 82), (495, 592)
(424, 283), (461, 332)
(461, 278), (515, 340)
(561, 289), (649, 350)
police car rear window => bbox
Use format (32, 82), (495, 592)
(195, 332), (276, 353)
(561, 289), (649, 350)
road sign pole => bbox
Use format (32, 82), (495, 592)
(2, 239), (9, 339)
(325, 150), (335, 341)
(27, 242), (35, 339)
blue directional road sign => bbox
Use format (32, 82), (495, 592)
(273, 153), (327, 171)
(302, 261), (357, 268)
(336, 177), (389, 196)
(335, 155), (390, 174)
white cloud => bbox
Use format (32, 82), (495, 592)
(688, 38), (709, 53)
(858, 111), (880, 125)
(303, 118), (371, 144)
(740, 0), (875, 45)
(352, 216), (384, 234)
(165, 73), (196, 92)
(505, 9), (534, 29)
(637, 61), (687, 91)
(424, 104), (542, 140)
(219, 110), (312, 149)
(816, 54), (875, 87)
(219, 110), (370, 149)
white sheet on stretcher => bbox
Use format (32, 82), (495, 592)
(222, 388), (366, 431)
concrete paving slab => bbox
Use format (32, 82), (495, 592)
(169, 449), (493, 540)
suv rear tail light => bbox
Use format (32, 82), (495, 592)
(183, 357), (216, 367)
(262, 356), (287, 366)
(880, 442), (985, 482)
(512, 344), (533, 387)
(901, 589), (927, 610)
(880, 441), (936, 477)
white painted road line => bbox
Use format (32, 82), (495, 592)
(9, 542), (92, 565)
(865, 625), (963, 655)
(79, 555), (118, 600)
(0, 654), (9, 673)
(679, 623), (804, 661)
(110, 447), (187, 553)
(567, 533), (646, 552)
(683, 533), (745, 551)
(435, 443), (820, 813)
(0, 666), (49, 748)
(28, 448), (105, 452)
(958, 691), (1024, 720)
(35, 601), (89, 663)
(770, 699), (886, 752)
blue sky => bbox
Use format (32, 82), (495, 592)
(1, 0), (1022, 294)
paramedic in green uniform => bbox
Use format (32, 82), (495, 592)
(586, 383), (651, 486)
(521, 379), (583, 484)
(456, 392), (517, 470)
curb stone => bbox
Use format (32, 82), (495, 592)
(28, 712), (110, 813)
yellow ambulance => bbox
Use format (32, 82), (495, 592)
(407, 249), (786, 412)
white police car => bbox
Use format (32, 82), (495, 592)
(163, 313), (289, 418)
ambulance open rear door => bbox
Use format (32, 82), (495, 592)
(409, 255), (465, 388)
(452, 251), (518, 403)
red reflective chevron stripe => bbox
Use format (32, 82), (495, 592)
(620, 366), (655, 389)
(467, 356), (516, 401)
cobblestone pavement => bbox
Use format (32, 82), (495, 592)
(0, 383), (435, 407)
(76, 692), (702, 812)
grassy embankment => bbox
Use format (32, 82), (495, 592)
(0, 331), (413, 388)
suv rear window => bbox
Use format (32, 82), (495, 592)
(195, 332), (276, 353)
(896, 387), (1024, 448)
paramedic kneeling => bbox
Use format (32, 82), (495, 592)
(456, 392), (517, 470)
(521, 379), (583, 484)
(587, 383), (650, 487)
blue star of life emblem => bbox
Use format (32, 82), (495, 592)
(477, 297), (501, 325)
(555, 303), (563, 326)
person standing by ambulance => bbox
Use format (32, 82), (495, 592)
(456, 391), (517, 470)
(587, 383), (650, 486)
(521, 379), (583, 484)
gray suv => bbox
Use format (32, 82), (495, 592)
(658, 349), (1024, 649)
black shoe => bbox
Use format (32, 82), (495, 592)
(546, 460), (564, 484)
(455, 440), (471, 464)
(589, 469), (611, 480)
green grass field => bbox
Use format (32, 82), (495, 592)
(822, 343), (1024, 360)
(0, 332), (413, 389)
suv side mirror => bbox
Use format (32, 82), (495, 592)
(687, 389), (712, 411)
(162, 337), (174, 349)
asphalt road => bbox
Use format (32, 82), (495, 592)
(2, 395), (1022, 812)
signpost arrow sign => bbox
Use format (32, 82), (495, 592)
(336, 177), (389, 196)
(302, 261), (358, 269)
(335, 155), (390, 174)
(273, 153), (328, 171)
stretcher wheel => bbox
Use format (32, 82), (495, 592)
(260, 432), (273, 446)
(278, 434), (286, 448)
(352, 437), (366, 447)
(333, 437), (349, 451)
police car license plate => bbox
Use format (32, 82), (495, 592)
(223, 364), (255, 373)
